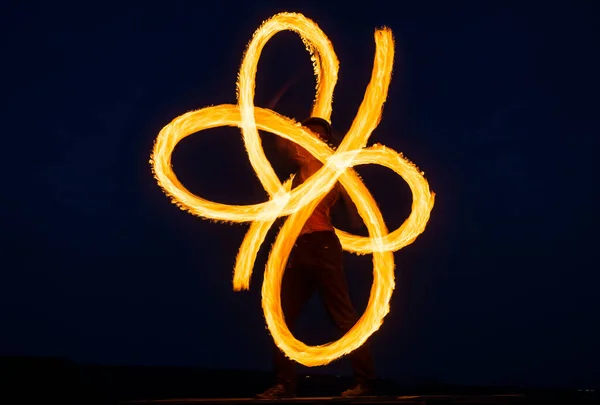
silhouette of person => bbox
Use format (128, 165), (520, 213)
(256, 117), (376, 399)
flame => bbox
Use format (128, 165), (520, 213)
(151, 12), (435, 367)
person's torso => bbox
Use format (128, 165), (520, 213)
(292, 168), (339, 236)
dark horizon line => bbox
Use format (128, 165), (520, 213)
(2, 355), (597, 392)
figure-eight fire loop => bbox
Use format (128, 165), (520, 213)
(151, 12), (435, 367)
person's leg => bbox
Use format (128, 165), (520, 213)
(313, 232), (377, 388)
(259, 236), (316, 398)
(272, 261), (315, 390)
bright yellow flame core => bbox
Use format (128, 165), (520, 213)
(151, 12), (435, 367)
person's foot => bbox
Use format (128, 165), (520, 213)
(255, 383), (296, 399)
(341, 383), (372, 397)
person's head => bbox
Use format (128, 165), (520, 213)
(301, 117), (334, 145)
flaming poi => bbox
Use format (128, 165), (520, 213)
(150, 12), (435, 367)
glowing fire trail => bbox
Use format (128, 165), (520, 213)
(151, 12), (435, 367)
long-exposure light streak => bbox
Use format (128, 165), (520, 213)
(151, 12), (435, 367)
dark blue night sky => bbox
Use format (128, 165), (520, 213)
(2, 0), (599, 389)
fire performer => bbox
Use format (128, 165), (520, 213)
(256, 117), (377, 399)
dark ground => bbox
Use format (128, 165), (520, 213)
(2, 356), (597, 405)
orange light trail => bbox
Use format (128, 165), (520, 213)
(150, 12), (435, 367)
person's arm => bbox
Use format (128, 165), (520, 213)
(267, 76), (300, 160)
(274, 131), (297, 157)
(338, 185), (364, 231)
